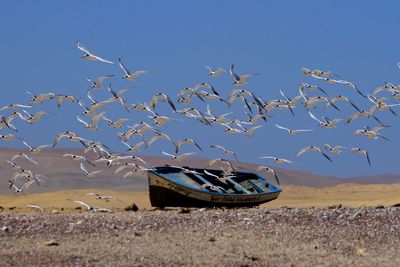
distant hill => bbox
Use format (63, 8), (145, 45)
(346, 173), (400, 184)
(0, 148), (399, 195)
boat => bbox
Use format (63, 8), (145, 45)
(147, 165), (282, 208)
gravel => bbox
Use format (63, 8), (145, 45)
(1, 207), (400, 266)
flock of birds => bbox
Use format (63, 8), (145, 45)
(2, 41), (400, 211)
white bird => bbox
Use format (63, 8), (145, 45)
(354, 126), (389, 141)
(123, 141), (145, 153)
(63, 153), (96, 167)
(25, 204), (44, 212)
(21, 140), (50, 154)
(118, 58), (148, 80)
(87, 74), (114, 89)
(56, 95), (78, 108)
(77, 41), (114, 64)
(146, 132), (172, 148)
(324, 144), (346, 154)
(205, 66), (225, 77)
(0, 104), (32, 111)
(26, 91), (56, 104)
(210, 144), (238, 160)
(256, 166), (280, 185)
(296, 146), (333, 163)
(0, 134), (16, 141)
(308, 110), (342, 129)
(86, 193), (124, 202)
(10, 153), (38, 165)
(150, 93), (176, 112)
(73, 200), (111, 212)
(161, 151), (196, 161)
(259, 156), (294, 164)
(230, 64), (259, 86)
(175, 138), (203, 154)
(275, 124), (314, 135)
(351, 147), (371, 167)
(80, 162), (102, 177)
(53, 131), (87, 147)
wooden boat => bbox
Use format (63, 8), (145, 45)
(148, 166), (282, 208)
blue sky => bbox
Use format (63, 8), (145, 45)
(1, 1), (400, 178)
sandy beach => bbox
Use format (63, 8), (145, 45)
(1, 184), (400, 266)
(1, 207), (400, 266)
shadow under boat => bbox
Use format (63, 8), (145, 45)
(148, 166), (282, 208)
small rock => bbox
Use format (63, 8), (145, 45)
(124, 203), (139, 212)
(45, 240), (59, 246)
(392, 203), (400, 207)
(8, 207), (16, 211)
(328, 204), (342, 209)
(375, 205), (385, 209)
(179, 208), (191, 214)
(356, 247), (366, 256)
(134, 231), (142, 237)
(1, 226), (9, 232)
(208, 236), (216, 242)
(74, 207), (82, 211)
(51, 210), (59, 214)
(0, 206), (3, 211)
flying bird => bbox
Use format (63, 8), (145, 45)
(118, 58), (148, 80)
(76, 41), (114, 64)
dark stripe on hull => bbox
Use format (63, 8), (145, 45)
(149, 185), (280, 208)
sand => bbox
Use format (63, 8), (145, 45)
(1, 183), (400, 212)
(1, 184), (400, 266)
(1, 207), (400, 266)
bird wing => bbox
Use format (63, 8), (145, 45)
(74, 200), (92, 210)
(77, 41), (91, 54)
(161, 151), (175, 158)
(80, 162), (89, 174)
(308, 110), (322, 124)
(118, 58), (131, 76)
(275, 124), (290, 132)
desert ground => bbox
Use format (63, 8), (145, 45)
(1, 183), (400, 211)
(1, 184), (400, 266)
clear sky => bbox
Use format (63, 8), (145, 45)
(1, 1), (400, 178)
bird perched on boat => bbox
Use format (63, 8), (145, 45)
(351, 147), (371, 167)
(76, 41), (114, 64)
(297, 146), (333, 163)
(275, 124), (314, 135)
(118, 58), (148, 80)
